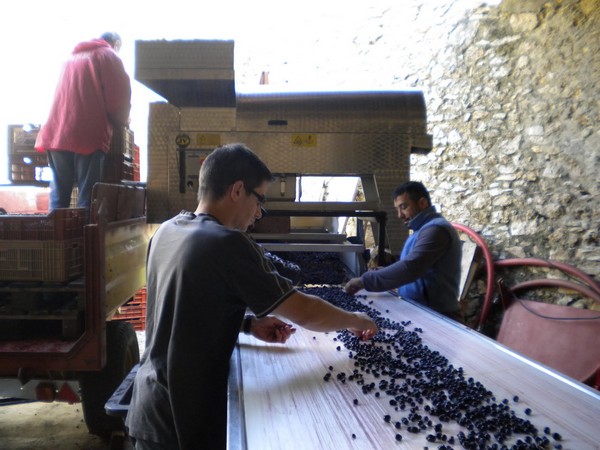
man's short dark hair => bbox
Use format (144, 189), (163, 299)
(197, 143), (274, 201)
(392, 181), (431, 205)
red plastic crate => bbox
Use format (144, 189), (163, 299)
(0, 238), (84, 282)
(127, 317), (146, 331)
(9, 152), (50, 185)
(115, 307), (146, 319)
(114, 315), (145, 331)
(113, 287), (147, 330)
(103, 154), (140, 183)
(133, 287), (146, 303)
(0, 208), (86, 240)
(103, 126), (139, 183)
(133, 144), (140, 166)
(0, 209), (86, 282)
(110, 127), (134, 159)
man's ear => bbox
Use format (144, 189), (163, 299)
(229, 180), (245, 202)
(417, 197), (429, 210)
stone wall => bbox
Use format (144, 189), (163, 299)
(405, 0), (600, 320)
(238, 0), (599, 321)
(412, 0), (599, 261)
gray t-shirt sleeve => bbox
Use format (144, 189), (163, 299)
(223, 232), (296, 317)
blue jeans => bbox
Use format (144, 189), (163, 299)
(47, 150), (105, 210)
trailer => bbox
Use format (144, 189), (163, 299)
(0, 180), (150, 441)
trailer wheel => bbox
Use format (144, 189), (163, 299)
(80, 320), (140, 441)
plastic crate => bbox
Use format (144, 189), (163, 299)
(113, 287), (147, 329)
(115, 307), (146, 319)
(9, 152), (50, 185)
(102, 127), (139, 183)
(8, 124), (40, 154)
(0, 209), (86, 240)
(110, 127), (134, 159)
(0, 238), (84, 282)
(133, 144), (140, 166)
(113, 316), (145, 331)
(103, 154), (139, 183)
(133, 287), (146, 304)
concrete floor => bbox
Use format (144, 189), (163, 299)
(0, 401), (134, 450)
(0, 331), (145, 450)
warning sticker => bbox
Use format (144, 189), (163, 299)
(291, 134), (317, 147)
(195, 134), (221, 148)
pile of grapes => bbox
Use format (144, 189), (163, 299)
(300, 286), (565, 450)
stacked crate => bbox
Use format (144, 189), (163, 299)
(132, 144), (141, 181)
(103, 127), (141, 183)
(7, 124), (140, 186)
(113, 287), (147, 330)
(7, 124), (50, 186)
(0, 209), (86, 282)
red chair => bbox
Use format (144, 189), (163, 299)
(496, 276), (600, 388)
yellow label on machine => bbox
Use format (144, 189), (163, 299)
(291, 134), (317, 147)
(195, 134), (221, 148)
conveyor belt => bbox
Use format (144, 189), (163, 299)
(228, 291), (600, 449)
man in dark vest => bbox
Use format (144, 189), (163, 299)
(345, 181), (463, 322)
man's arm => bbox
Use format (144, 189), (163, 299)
(101, 51), (131, 126)
(273, 290), (378, 339)
(242, 315), (297, 344)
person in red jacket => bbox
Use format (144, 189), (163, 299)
(35, 32), (131, 212)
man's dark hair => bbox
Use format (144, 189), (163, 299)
(197, 143), (274, 201)
(392, 181), (431, 205)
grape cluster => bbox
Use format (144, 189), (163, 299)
(264, 252), (302, 285)
(275, 252), (351, 285)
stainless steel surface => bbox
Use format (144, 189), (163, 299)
(139, 40), (433, 256)
(227, 343), (246, 450)
(264, 200), (380, 212)
(235, 90), (429, 134)
(145, 103), (414, 255)
(135, 40), (235, 108)
(250, 233), (348, 242)
(256, 242), (364, 253)
(228, 291), (600, 450)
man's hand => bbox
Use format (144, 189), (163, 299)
(344, 277), (364, 296)
(348, 312), (378, 340)
(250, 316), (297, 344)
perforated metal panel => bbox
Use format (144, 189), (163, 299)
(138, 40), (431, 255)
(146, 98), (430, 254)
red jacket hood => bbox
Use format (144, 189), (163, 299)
(72, 38), (111, 54)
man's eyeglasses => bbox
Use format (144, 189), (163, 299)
(247, 188), (268, 215)
(249, 189), (266, 205)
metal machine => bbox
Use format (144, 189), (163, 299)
(137, 39), (432, 272)
(101, 39), (434, 438)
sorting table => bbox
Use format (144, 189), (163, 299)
(227, 290), (600, 449)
